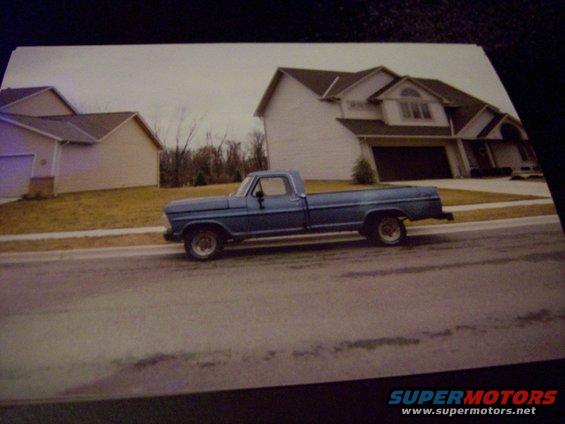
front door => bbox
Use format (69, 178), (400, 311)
(246, 176), (306, 236)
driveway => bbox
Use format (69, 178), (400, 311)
(388, 177), (552, 197)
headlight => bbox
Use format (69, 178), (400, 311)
(162, 213), (172, 231)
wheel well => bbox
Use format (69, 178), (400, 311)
(182, 223), (231, 241)
(363, 210), (407, 230)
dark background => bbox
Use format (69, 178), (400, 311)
(0, 0), (563, 421)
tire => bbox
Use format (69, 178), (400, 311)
(366, 216), (406, 246)
(184, 227), (224, 261)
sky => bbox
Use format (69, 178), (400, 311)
(2, 43), (520, 147)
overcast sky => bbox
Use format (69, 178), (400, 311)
(2, 43), (520, 147)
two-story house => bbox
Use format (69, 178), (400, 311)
(0, 86), (162, 198)
(254, 66), (536, 181)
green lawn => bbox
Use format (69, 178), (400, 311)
(0, 180), (544, 235)
(0, 203), (556, 253)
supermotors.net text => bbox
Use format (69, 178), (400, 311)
(402, 406), (536, 416)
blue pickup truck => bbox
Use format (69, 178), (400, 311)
(163, 170), (453, 260)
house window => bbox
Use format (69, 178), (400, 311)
(399, 102), (433, 120)
(400, 103), (411, 119)
(399, 87), (432, 120)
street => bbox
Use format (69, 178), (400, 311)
(1, 220), (564, 402)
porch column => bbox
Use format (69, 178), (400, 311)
(455, 139), (471, 177)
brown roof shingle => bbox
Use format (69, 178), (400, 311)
(0, 87), (52, 108)
(0, 112), (138, 143)
(0, 113), (95, 142)
(42, 112), (137, 139)
(337, 119), (452, 137)
(280, 67), (352, 96)
(323, 67), (384, 97)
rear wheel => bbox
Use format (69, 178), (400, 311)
(184, 227), (224, 260)
(366, 216), (406, 246)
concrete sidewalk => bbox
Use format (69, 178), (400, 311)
(388, 178), (552, 197)
(0, 215), (560, 264)
(0, 198), (555, 242)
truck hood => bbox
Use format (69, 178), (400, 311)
(165, 196), (229, 214)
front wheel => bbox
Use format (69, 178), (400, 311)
(184, 227), (224, 260)
(367, 216), (406, 246)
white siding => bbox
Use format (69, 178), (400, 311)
(0, 120), (56, 177)
(56, 118), (160, 193)
(263, 74), (360, 180)
(341, 100), (383, 120)
(489, 142), (536, 169)
(340, 70), (395, 121)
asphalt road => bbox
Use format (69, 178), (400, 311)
(1, 221), (564, 403)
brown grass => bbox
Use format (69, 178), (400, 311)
(0, 204), (556, 253)
(0, 181), (544, 235)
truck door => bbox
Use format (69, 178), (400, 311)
(246, 176), (306, 235)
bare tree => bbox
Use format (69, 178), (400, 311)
(246, 129), (268, 172)
(159, 108), (202, 187)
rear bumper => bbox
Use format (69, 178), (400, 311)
(435, 212), (454, 221)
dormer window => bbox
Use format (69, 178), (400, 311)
(399, 87), (432, 120)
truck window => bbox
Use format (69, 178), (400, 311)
(253, 177), (291, 196)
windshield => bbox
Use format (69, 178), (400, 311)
(233, 176), (254, 196)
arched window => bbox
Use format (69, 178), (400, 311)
(400, 88), (421, 97)
(398, 87), (431, 120)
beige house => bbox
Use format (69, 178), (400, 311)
(0, 86), (162, 197)
(255, 66), (537, 181)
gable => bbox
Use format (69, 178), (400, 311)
(340, 69), (397, 100)
(0, 88), (77, 116)
(458, 107), (498, 138)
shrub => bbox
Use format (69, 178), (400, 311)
(193, 170), (207, 186)
(352, 156), (375, 184)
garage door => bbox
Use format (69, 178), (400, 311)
(372, 146), (452, 182)
(0, 155), (34, 197)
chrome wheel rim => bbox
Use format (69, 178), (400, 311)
(378, 218), (401, 242)
(191, 232), (217, 257)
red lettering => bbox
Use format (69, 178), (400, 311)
(464, 390), (483, 405)
(499, 390), (514, 405)
(512, 390), (529, 405)
(528, 390), (544, 405)
(542, 390), (557, 405)
(483, 390), (499, 405)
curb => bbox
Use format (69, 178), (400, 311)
(0, 215), (559, 264)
